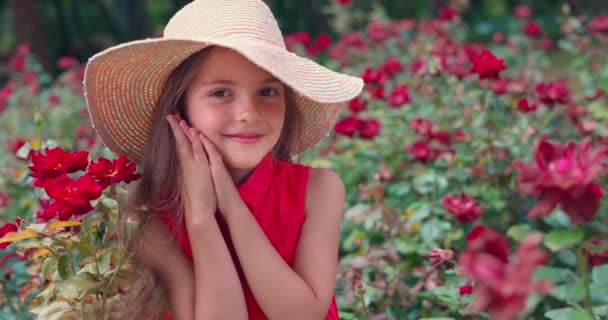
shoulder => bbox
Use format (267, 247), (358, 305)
(305, 167), (345, 213)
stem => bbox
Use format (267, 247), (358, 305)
(356, 291), (370, 318)
(56, 238), (77, 276)
(98, 184), (123, 319)
(578, 246), (594, 318)
(93, 250), (105, 319)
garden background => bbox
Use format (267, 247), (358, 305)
(1, 0), (608, 319)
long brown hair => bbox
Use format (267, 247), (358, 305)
(116, 46), (303, 319)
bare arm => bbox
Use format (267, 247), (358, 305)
(185, 203), (248, 320)
(222, 168), (345, 320)
(136, 214), (194, 320)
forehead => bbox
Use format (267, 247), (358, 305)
(194, 46), (275, 82)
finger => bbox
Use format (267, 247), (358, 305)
(191, 129), (210, 164)
(179, 119), (196, 144)
(199, 134), (222, 168)
(166, 115), (193, 156)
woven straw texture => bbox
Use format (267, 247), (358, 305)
(84, 0), (364, 165)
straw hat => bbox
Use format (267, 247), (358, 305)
(83, 0), (363, 165)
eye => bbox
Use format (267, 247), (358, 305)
(210, 89), (230, 98)
(260, 88), (279, 97)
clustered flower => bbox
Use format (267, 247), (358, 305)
(458, 226), (552, 320)
(512, 137), (607, 224)
(27, 147), (140, 221)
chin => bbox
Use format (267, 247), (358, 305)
(218, 136), (276, 170)
(220, 147), (269, 170)
(223, 157), (261, 171)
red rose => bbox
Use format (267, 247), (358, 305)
(0, 222), (18, 249)
(512, 137), (607, 224)
(348, 97), (367, 113)
(387, 84), (410, 107)
(41, 173), (103, 221)
(57, 56), (79, 69)
(534, 81), (571, 106)
(470, 50), (506, 80)
(442, 193), (484, 223)
(514, 5), (532, 19)
(88, 155), (141, 189)
(361, 67), (385, 84)
(334, 116), (362, 138)
(588, 15), (608, 35)
(459, 284), (473, 295)
(407, 140), (436, 162)
(459, 229), (552, 320)
(439, 7), (459, 21)
(382, 57), (403, 76)
(517, 98), (538, 112)
(358, 118), (382, 139)
(28, 147), (89, 187)
(409, 118), (434, 137)
(523, 21), (543, 37)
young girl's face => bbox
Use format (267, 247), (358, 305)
(184, 46), (286, 171)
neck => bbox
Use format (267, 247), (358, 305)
(228, 167), (255, 186)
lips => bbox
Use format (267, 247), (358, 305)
(227, 132), (263, 138)
(225, 132), (264, 144)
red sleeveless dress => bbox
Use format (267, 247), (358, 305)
(159, 154), (340, 319)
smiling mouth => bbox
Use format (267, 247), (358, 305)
(225, 134), (264, 144)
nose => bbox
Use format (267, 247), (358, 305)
(235, 95), (262, 122)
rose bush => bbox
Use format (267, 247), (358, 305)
(1, 2), (607, 320)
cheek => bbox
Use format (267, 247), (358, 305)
(265, 104), (286, 131)
(188, 108), (226, 135)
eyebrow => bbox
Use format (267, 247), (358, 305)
(201, 76), (280, 86)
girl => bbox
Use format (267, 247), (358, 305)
(83, 0), (363, 319)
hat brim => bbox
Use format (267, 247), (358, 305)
(84, 37), (363, 165)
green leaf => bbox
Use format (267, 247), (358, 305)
(533, 266), (576, 283)
(545, 307), (592, 320)
(592, 305), (608, 316)
(41, 256), (58, 281)
(74, 239), (93, 257)
(337, 312), (357, 319)
(592, 264), (608, 286)
(557, 39), (578, 53)
(420, 219), (451, 243)
(15, 142), (32, 160)
(413, 171), (437, 194)
(98, 251), (112, 276)
(556, 249), (578, 267)
(590, 283), (608, 303)
(542, 208), (572, 228)
(395, 238), (416, 254)
(544, 228), (584, 252)
(57, 254), (72, 280)
(387, 181), (410, 197)
(507, 224), (531, 241)
(100, 197), (118, 216)
(56, 272), (102, 300)
(552, 280), (585, 303)
(408, 202), (431, 222)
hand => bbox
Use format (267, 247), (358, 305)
(197, 134), (246, 220)
(166, 113), (217, 226)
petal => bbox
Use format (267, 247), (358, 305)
(527, 189), (561, 219)
(560, 184), (602, 224)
